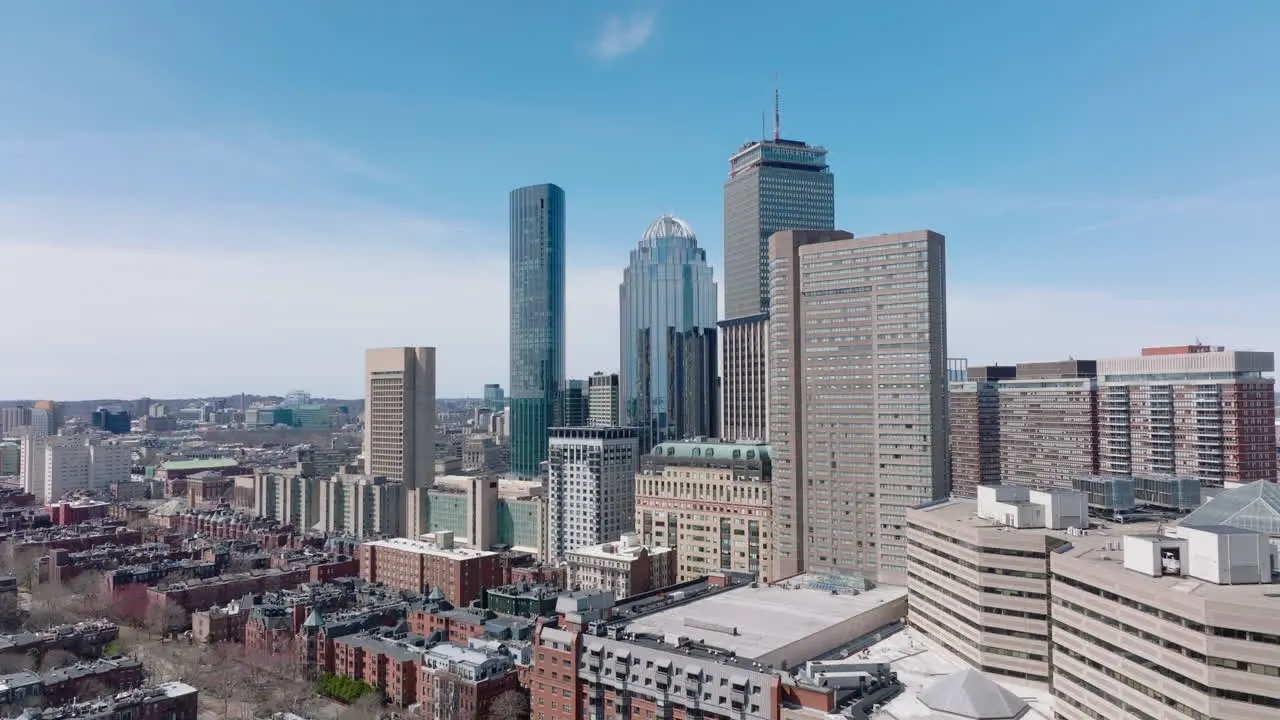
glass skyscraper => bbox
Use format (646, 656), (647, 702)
(723, 138), (834, 320)
(509, 184), (566, 478)
(619, 215), (718, 447)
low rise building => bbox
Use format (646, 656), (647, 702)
(16, 681), (198, 720)
(359, 533), (501, 605)
(0, 620), (118, 659)
(565, 533), (674, 598)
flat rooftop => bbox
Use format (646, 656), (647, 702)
(862, 628), (1053, 719)
(365, 537), (497, 560)
(567, 540), (673, 562)
(1050, 520), (1279, 601)
(624, 582), (906, 662)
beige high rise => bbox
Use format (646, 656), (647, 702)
(768, 230), (948, 584)
(364, 347), (436, 534)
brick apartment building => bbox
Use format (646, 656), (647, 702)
(360, 533), (502, 605)
(949, 346), (1277, 497)
(0, 620), (119, 658)
(407, 592), (535, 643)
(46, 499), (110, 525)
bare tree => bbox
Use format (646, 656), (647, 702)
(339, 692), (386, 720)
(488, 689), (530, 720)
(0, 591), (26, 632)
(26, 582), (77, 629)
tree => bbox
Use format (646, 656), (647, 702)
(0, 591), (26, 632)
(25, 582), (77, 629)
(488, 689), (530, 720)
(338, 692), (386, 720)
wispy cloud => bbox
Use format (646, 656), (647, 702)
(589, 11), (658, 61)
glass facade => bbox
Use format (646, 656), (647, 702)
(723, 139), (834, 320)
(483, 383), (505, 412)
(497, 498), (542, 549)
(509, 184), (566, 477)
(619, 215), (718, 446)
(425, 491), (469, 538)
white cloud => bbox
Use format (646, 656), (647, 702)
(589, 11), (657, 61)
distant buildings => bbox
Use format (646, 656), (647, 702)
(482, 383), (505, 413)
(635, 439), (774, 583)
(587, 372), (619, 427)
(619, 215), (719, 446)
(769, 229), (949, 585)
(90, 408), (131, 434)
(546, 427), (640, 560)
(22, 437), (131, 503)
(509, 183), (567, 478)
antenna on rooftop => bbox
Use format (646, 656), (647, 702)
(761, 110), (767, 142)
(773, 73), (781, 141)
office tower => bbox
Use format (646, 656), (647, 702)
(1097, 345), (1275, 485)
(723, 133), (834, 321)
(718, 314), (768, 442)
(483, 384), (505, 413)
(946, 358), (969, 382)
(619, 215), (718, 446)
(769, 229), (948, 584)
(587, 372), (620, 427)
(510, 183), (567, 478)
(364, 347), (436, 489)
(0, 442), (17, 476)
(667, 326), (718, 439)
(0, 407), (32, 437)
(635, 439), (774, 583)
(563, 379), (589, 427)
(947, 365), (1015, 498)
(132, 397), (152, 418)
(546, 427), (640, 559)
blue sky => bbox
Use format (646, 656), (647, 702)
(2, 1), (1279, 398)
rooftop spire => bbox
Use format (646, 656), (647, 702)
(773, 72), (781, 141)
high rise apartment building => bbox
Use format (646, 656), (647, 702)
(546, 426), (640, 560)
(364, 347), (436, 490)
(317, 473), (405, 538)
(253, 470), (321, 529)
(587, 372), (619, 427)
(719, 314), (769, 442)
(509, 184), (566, 478)
(39, 441), (131, 503)
(996, 361), (1099, 491)
(948, 347), (1276, 496)
(619, 215), (718, 446)
(1096, 345), (1275, 485)
(634, 439), (774, 583)
(768, 230), (948, 584)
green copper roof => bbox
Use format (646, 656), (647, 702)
(649, 440), (771, 461)
(428, 587), (445, 601)
(302, 608), (325, 628)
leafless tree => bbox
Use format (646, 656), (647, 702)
(339, 692), (387, 720)
(25, 582), (77, 629)
(488, 689), (530, 720)
(39, 648), (77, 671)
(143, 602), (187, 639)
(0, 591), (25, 632)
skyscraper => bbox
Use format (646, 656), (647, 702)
(563, 379), (589, 426)
(546, 426), (640, 559)
(510, 184), (566, 478)
(769, 230), (948, 584)
(587, 372), (620, 427)
(723, 136), (834, 321)
(483, 384), (505, 413)
(364, 346), (436, 500)
(619, 215), (718, 446)
(720, 124), (833, 445)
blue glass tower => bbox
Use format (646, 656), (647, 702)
(509, 184), (566, 478)
(619, 215), (718, 446)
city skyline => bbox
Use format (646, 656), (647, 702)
(5, 3), (1280, 399)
